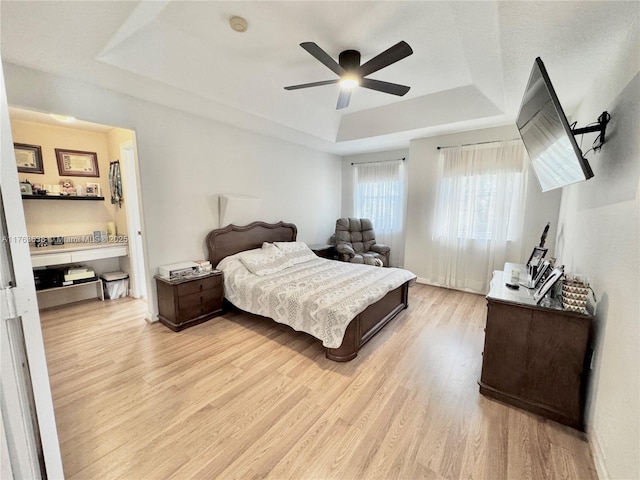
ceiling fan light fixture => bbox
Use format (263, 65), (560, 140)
(284, 41), (413, 109)
(339, 74), (360, 90)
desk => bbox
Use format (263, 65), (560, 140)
(31, 242), (128, 306)
(30, 242), (128, 267)
(479, 264), (592, 430)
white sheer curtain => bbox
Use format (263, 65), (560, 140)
(354, 159), (406, 267)
(429, 140), (527, 293)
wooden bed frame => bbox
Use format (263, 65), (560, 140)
(206, 221), (410, 361)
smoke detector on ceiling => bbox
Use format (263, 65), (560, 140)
(229, 16), (248, 33)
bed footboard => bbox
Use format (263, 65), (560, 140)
(326, 281), (410, 361)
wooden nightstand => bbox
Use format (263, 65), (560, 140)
(155, 271), (223, 331)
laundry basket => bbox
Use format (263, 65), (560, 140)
(100, 271), (129, 299)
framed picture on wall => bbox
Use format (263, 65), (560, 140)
(14, 143), (44, 174)
(55, 148), (99, 177)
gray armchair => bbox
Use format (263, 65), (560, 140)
(334, 218), (390, 266)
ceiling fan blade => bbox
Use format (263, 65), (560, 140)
(284, 79), (340, 90)
(360, 78), (410, 96)
(357, 41), (413, 77)
(336, 90), (351, 110)
(300, 42), (345, 76)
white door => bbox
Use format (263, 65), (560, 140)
(0, 58), (64, 478)
(120, 140), (147, 299)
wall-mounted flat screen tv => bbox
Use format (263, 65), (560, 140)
(516, 57), (593, 192)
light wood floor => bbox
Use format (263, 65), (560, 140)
(40, 284), (597, 480)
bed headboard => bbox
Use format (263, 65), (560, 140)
(206, 221), (297, 267)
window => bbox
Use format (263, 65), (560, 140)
(435, 171), (523, 241)
(353, 159), (406, 266)
(429, 140), (527, 293)
(433, 141), (526, 244)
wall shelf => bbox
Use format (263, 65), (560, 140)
(21, 195), (105, 201)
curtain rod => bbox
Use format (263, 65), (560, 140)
(436, 139), (520, 150)
(351, 157), (405, 166)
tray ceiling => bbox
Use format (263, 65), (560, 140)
(1, 1), (637, 154)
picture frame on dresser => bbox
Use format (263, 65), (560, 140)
(55, 148), (100, 177)
(533, 266), (563, 303)
(533, 260), (552, 287)
(526, 246), (547, 267)
(15, 143), (44, 174)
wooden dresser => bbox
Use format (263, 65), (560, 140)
(479, 265), (592, 430)
(155, 271), (223, 331)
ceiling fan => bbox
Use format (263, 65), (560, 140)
(284, 41), (413, 110)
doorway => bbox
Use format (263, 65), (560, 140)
(120, 140), (147, 299)
(9, 107), (148, 308)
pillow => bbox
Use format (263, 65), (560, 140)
(273, 241), (317, 265)
(239, 242), (293, 276)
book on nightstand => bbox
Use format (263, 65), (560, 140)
(194, 259), (212, 272)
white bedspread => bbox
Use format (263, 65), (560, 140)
(217, 253), (416, 348)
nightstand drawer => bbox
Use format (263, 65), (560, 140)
(178, 289), (222, 310)
(178, 299), (220, 322)
(177, 275), (221, 296)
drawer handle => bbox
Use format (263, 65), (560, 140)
(200, 284), (204, 291)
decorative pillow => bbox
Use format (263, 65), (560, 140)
(239, 243), (293, 276)
(273, 241), (317, 265)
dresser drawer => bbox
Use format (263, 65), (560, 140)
(177, 275), (221, 296)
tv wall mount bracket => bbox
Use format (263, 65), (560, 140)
(571, 111), (610, 151)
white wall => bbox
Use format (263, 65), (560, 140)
(4, 63), (342, 320)
(403, 125), (562, 285)
(555, 26), (639, 480)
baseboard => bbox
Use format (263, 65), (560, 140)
(145, 311), (158, 324)
(415, 277), (486, 295)
(588, 430), (609, 480)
